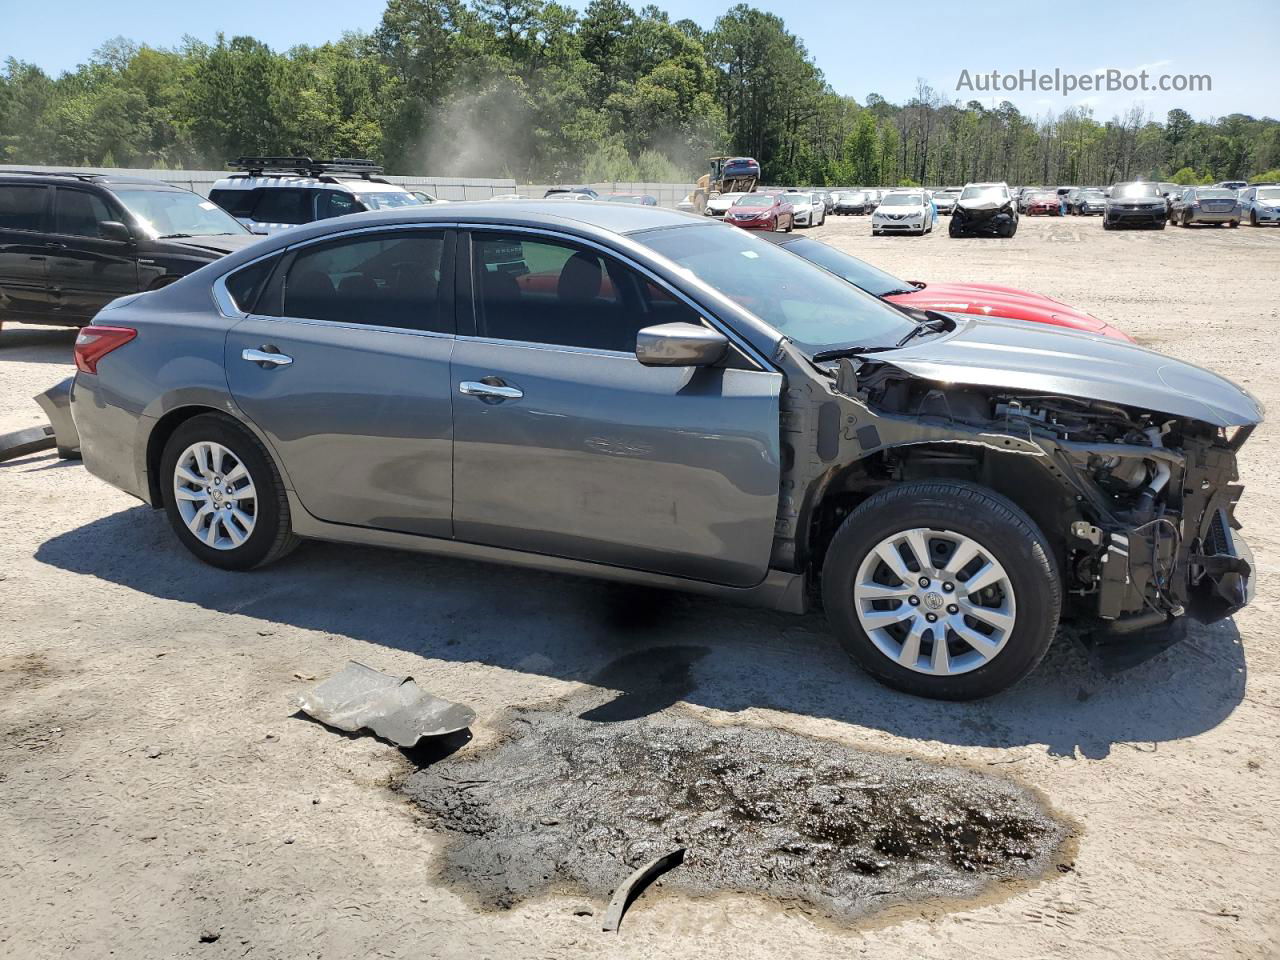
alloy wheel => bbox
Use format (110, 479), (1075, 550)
(172, 440), (258, 550)
(853, 527), (1016, 676)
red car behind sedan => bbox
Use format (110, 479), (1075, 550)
(726, 192), (795, 232)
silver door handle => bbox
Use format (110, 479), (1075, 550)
(459, 380), (522, 400)
(242, 348), (293, 367)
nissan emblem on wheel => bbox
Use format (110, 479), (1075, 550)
(67, 201), (1259, 700)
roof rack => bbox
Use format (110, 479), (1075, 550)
(0, 169), (108, 182)
(227, 156), (385, 179)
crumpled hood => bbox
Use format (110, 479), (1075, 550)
(875, 316), (1262, 427)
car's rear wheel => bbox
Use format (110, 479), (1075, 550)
(1229, 219), (1239, 228)
(821, 480), (1060, 700)
(160, 413), (299, 571)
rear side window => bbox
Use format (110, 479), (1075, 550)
(0, 184), (49, 231)
(209, 188), (257, 218)
(224, 255), (280, 314)
(250, 188), (313, 225)
(53, 188), (114, 237)
(279, 231), (450, 333)
(316, 190), (360, 219)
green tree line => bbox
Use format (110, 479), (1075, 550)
(2, 0), (1278, 186)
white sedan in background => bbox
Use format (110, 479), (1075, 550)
(704, 191), (747, 219)
(789, 191), (827, 228)
(872, 190), (935, 235)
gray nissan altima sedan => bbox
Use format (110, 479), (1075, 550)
(68, 201), (1260, 700)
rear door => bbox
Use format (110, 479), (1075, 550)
(0, 182), (53, 323)
(47, 186), (139, 323)
(224, 227), (456, 536)
(450, 229), (782, 587)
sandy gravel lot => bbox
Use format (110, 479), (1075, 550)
(1, 215), (1278, 959)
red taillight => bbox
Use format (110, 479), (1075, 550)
(74, 326), (136, 375)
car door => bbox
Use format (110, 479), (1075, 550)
(224, 227), (456, 537)
(47, 186), (139, 323)
(0, 182), (53, 323)
(450, 229), (782, 587)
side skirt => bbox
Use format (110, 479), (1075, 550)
(286, 493), (809, 615)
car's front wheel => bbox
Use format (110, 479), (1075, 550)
(821, 480), (1061, 700)
(160, 413), (299, 570)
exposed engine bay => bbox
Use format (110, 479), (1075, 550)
(772, 342), (1255, 641)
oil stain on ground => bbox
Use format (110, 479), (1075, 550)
(400, 668), (1070, 922)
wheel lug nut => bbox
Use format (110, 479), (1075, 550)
(942, 582), (954, 592)
(925, 613), (938, 623)
(947, 604), (958, 615)
(918, 577), (930, 588)
(908, 596), (920, 606)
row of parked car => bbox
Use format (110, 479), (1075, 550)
(1013, 181), (1280, 230)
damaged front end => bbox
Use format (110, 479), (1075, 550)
(772, 336), (1259, 649)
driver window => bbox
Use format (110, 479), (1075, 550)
(54, 189), (114, 239)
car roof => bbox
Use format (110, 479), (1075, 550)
(0, 170), (180, 189)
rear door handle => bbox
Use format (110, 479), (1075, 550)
(242, 347), (293, 368)
(459, 379), (522, 401)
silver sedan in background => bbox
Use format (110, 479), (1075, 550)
(1170, 187), (1241, 228)
(789, 191), (827, 228)
(1237, 184), (1280, 226)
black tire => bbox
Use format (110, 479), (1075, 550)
(785, 217), (793, 233)
(1229, 219), (1238, 228)
(1251, 211), (1258, 226)
(948, 219), (961, 238)
(1103, 219), (1114, 230)
(821, 480), (1061, 700)
(1156, 218), (1166, 230)
(159, 413), (300, 571)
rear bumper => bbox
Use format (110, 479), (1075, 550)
(34, 378), (81, 458)
(69, 374), (151, 503)
(1186, 210), (1237, 223)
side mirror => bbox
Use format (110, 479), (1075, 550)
(99, 221), (132, 243)
(635, 322), (729, 367)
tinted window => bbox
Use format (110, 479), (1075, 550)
(0, 184), (48, 231)
(281, 232), (449, 332)
(472, 233), (697, 352)
(209, 188), (257, 218)
(225, 255), (280, 314)
(317, 190), (359, 219)
(251, 188), (312, 225)
(53, 188), (114, 237)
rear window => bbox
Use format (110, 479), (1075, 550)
(0, 184), (48, 231)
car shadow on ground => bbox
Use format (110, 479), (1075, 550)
(37, 505), (1247, 759)
(0, 326), (77, 365)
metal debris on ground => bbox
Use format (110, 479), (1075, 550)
(297, 661), (476, 747)
(601, 847), (686, 932)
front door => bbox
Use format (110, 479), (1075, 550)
(48, 187), (138, 322)
(0, 183), (53, 324)
(224, 228), (456, 537)
(450, 229), (782, 587)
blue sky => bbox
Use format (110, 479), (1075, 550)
(3, 0), (1277, 121)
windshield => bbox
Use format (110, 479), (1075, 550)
(791, 193), (813, 203)
(1111, 182), (1161, 199)
(636, 225), (916, 352)
(1081, 189), (1105, 198)
(777, 236), (913, 297)
(880, 193), (922, 206)
(114, 188), (247, 238)
(1257, 188), (1280, 200)
(734, 194), (774, 207)
(353, 191), (426, 210)
(960, 185), (1006, 201)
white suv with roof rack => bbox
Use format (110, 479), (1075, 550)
(208, 157), (439, 235)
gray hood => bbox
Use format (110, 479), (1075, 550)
(877, 316), (1262, 427)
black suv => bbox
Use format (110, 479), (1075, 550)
(0, 171), (260, 331)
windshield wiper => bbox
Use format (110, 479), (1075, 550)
(811, 344), (895, 362)
(895, 310), (957, 347)
(158, 233), (193, 239)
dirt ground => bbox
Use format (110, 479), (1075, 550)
(1, 215), (1278, 959)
